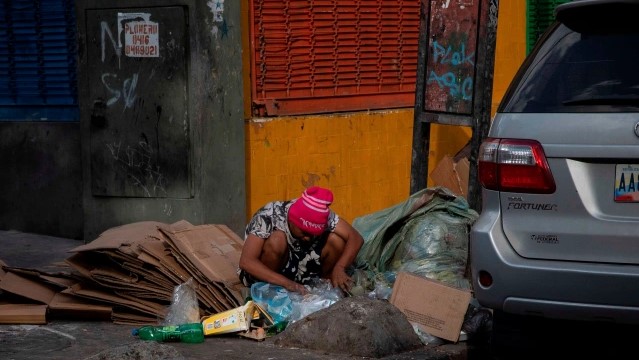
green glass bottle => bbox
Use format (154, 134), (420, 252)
(132, 322), (205, 343)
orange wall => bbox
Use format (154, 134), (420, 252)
(244, 1), (527, 223)
(492, 0), (527, 115)
(245, 110), (413, 222)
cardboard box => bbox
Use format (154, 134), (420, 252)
(429, 155), (470, 199)
(202, 301), (254, 335)
(390, 272), (471, 342)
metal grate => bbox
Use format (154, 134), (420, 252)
(526, 0), (569, 55)
(0, 0), (78, 120)
(251, 0), (420, 116)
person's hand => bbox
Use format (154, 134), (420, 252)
(330, 266), (353, 294)
(285, 280), (308, 295)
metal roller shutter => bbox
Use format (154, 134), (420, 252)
(0, 0), (78, 121)
(250, 0), (420, 116)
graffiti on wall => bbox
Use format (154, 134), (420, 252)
(424, 0), (479, 115)
(95, 13), (167, 197)
(207, 0), (226, 39)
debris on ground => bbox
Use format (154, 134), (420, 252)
(273, 296), (423, 358)
(83, 341), (186, 360)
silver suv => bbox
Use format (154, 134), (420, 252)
(470, 0), (639, 349)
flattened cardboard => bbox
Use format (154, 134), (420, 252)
(0, 271), (57, 304)
(159, 224), (245, 308)
(48, 293), (112, 320)
(430, 155), (470, 199)
(70, 221), (168, 253)
(1, 266), (76, 289)
(390, 271), (471, 342)
(0, 304), (47, 324)
(138, 239), (192, 284)
(63, 283), (166, 319)
(46, 220), (246, 324)
(161, 224), (242, 283)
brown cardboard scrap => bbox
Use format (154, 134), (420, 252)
(0, 304), (47, 324)
(0, 219), (253, 326)
(1, 266), (77, 289)
(161, 224), (244, 284)
(390, 271), (471, 342)
(138, 239), (192, 284)
(48, 292), (112, 320)
(160, 224), (244, 301)
(63, 283), (167, 319)
(70, 221), (168, 253)
(430, 155), (470, 199)
(65, 251), (171, 300)
(0, 271), (57, 304)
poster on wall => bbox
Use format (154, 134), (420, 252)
(118, 12), (160, 58)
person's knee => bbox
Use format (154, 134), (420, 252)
(322, 234), (345, 261)
(260, 230), (288, 269)
(262, 231), (287, 254)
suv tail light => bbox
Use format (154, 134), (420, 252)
(478, 138), (556, 194)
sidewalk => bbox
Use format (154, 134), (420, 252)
(0, 230), (479, 360)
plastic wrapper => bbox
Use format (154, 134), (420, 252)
(163, 277), (200, 325)
(250, 279), (343, 326)
(250, 282), (293, 324)
(288, 278), (343, 323)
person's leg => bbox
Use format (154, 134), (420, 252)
(320, 233), (346, 277)
(260, 230), (289, 271)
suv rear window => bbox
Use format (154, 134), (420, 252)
(500, 24), (639, 113)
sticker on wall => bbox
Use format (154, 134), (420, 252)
(118, 12), (160, 58)
(207, 0), (224, 23)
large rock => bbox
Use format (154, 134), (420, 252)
(273, 296), (423, 358)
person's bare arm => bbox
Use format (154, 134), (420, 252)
(330, 219), (365, 292)
(239, 234), (306, 293)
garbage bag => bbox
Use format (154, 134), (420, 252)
(353, 187), (478, 289)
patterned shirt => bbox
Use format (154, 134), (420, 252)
(243, 199), (339, 285)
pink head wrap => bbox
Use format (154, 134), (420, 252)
(288, 186), (334, 236)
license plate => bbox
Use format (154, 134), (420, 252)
(614, 164), (639, 202)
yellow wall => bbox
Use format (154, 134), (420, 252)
(244, 1), (527, 223)
(492, 0), (527, 115)
(245, 110), (413, 222)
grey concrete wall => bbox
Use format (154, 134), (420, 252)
(76, 0), (246, 241)
(0, 122), (83, 239)
(0, 0), (245, 242)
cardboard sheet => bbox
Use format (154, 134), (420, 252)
(429, 155), (470, 199)
(0, 271), (57, 304)
(390, 271), (471, 342)
(48, 293), (112, 320)
(2, 220), (247, 325)
(0, 304), (47, 324)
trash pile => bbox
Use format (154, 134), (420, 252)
(0, 220), (245, 325)
(352, 186), (479, 293)
(0, 186), (492, 349)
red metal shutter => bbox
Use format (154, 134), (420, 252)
(250, 0), (420, 116)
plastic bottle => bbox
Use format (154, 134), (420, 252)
(132, 322), (205, 343)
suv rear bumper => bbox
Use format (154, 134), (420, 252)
(470, 207), (639, 324)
